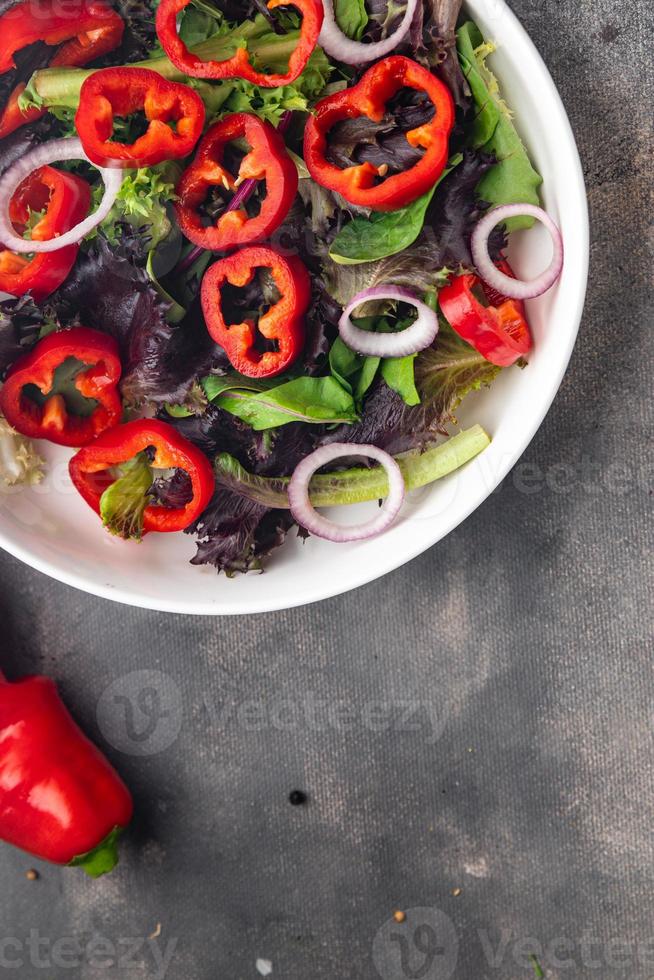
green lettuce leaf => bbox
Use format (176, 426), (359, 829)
(334, 0), (368, 40)
(457, 21), (542, 230)
(215, 376), (357, 430)
(329, 156), (462, 265)
(415, 320), (501, 422)
(99, 452), (154, 541)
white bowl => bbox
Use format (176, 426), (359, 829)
(0, 0), (588, 615)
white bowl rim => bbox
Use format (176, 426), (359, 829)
(0, 0), (589, 615)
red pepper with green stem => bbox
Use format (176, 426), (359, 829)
(438, 260), (532, 367)
(175, 112), (298, 252)
(0, 0), (124, 138)
(75, 67), (206, 168)
(304, 55), (455, 211)
(0, 166), (91, 302)
(156, 0), (322, 87)
(202, 245), (311, 378)
(69, 419), (215, 539)
(0, 328), (122, 447)
(0, 668), (133, 877)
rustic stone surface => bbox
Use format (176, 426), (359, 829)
(0, 1), (652, 976)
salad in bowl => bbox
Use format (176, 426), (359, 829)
(0, 0), (564, 577)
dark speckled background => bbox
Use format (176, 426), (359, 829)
(1, 0), (652, 977)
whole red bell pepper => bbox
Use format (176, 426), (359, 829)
(202, 245), (311, 378)
(156, 0), (322, 88)
(304, 55), (455, 211)
(69, 418), (215, 538)
(0, 670), (133, 876)
(438, 260), (532, 367)
(0, 0), (124, 138)
(0, 166), (91, 301)
(75, 67), (206, 168)
(175, 112), (297, 251)
(0, 328), (123, 447)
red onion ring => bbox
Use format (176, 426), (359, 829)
(318, 0), (418, 64)
(471, 204), (564, 300)
(288, 443), (405, 542)
(339, 285), (439, 357)
(0, 138), (123, 254)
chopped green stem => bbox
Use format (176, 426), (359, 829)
(23, 30), (302, 110)
(215, 425), (491, 509)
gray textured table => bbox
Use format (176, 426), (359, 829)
(1, 1), (652, 977)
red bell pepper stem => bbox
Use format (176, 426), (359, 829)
(0, 673), (133, 875)
(0, 166), (92, 301)
(201, 245), (310, 378)
(304, 55), (455, 211)
(69, 419), (215, 535)
(0, 327), (123, 447)
(175, 110), (294, 275)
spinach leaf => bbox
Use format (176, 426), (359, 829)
(329, 156), (462, 265)
(457, 22), (542, 231)
(381, 354), (420, 406)
(334, 0), (367, 40)
(215, 376), (357, 430)
(328, 317), (381, 405)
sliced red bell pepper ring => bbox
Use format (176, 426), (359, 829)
(175, 112), (298, 251)
(304, 55), (455, 211)
(69, 419), (215, 535)
(202, 245), (311, 378)
(0, 165), (92, 301)
(0, 327), (123, 447)
(438, 260), (532, 367)
(0, 0), (124, 73)
(0, 0), (124, 138)
(0, 670), (133, 876)
(75, 67), (206, 168)
(156, 0), (322, 88)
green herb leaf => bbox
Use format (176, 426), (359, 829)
(216, 376), (357, 430)
(381, 353), (420, 406)
(99, 452), (153, 541)
(457, 22), (542, 231)
(334, 0), (368, 40)
(329, 156), (462, 265)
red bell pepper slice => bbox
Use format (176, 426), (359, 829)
(438, 260), (532, 367)
(69, 419), (215, 535)
(0, 166), (91, 301)
(0, 327), (123, 447)
(156, 0), (322, 88)
(0, 670), (133, 876)
(175, 112), (298, 251)
(201, 245), (311, 378)
(304, 55), (455, 211)
(75, 67), (206, 168)
(0, 0), (124, 138)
